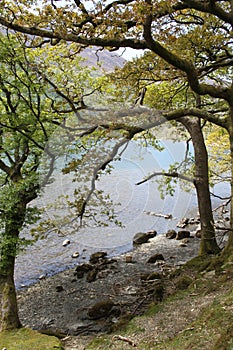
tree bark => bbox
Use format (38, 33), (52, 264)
(180, 117), (220, 255)
(223, 107), (233, 257)
(0, 200), (27, 331)
(0, 228), (21, 331)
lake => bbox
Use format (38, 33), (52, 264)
(15, 139), (227, 288)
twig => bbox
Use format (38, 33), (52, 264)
(136, 171), (194, 185)
(215, 226), (233, 232)
(131, 296), (147, 316)
(113, 335), (137, 347)
(213, 199), (231, 212)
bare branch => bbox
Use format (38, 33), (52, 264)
(136, 171), (194, 186)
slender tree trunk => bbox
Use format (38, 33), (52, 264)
(0, 199), (27, 331)
(223, 107), (233, 257)
(180, 117), (220, 255)
(0, 227), (21, 331)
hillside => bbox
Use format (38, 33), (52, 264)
(62, 255), (233, 350)
(80, 46), (126, 71)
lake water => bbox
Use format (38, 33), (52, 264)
(14, 140), (228, 288)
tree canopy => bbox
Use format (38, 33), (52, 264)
(0, 0), (233, 332)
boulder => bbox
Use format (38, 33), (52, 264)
(88, 300), (115, 319)
(86, 269), (98, 283)
(176, 230), (190, 240)
(147, 253), (165, 263)
(177, 217), (189, 228)
(74, 263), (92, 278)
(89, 251), (107, 264)
(166, 229), (177, 239)
(133, 230), (157, 245)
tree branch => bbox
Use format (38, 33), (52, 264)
(136, 171), (194, 186)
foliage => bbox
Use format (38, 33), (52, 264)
(206, 125), (231, 184)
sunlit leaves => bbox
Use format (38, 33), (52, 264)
(206, 125), (230, 184)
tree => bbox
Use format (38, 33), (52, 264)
(0, 1), (232, 257)
(0, 33), (106, 331)
(105, 57), (221, 255)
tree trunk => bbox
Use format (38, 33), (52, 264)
(0, 199), (28, 331)
(0, 227), (21, 331)
(222, 108), (233, 257)
(180, 117), (220, 255)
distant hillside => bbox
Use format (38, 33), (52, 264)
(80, 46), (126, 71)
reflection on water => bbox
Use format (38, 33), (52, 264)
(15, 140), (198, 288)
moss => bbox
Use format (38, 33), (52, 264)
(183, 255), (212, 273)
(87, 336), (112, 349)
(153, 288), (233, 350)
(0, 328), (63, 350)
(144, 302), (162, 316)
(175, 275), (193, 290)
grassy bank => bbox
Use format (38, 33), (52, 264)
(0, 328), (63, 350)
(85, 256), (233, 350)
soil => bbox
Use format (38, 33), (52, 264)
(17, 232), (201, 349)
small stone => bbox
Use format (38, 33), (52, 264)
(62, 239), (70, 247)
(74, 263), (92, 278)
(203, 270), (215, 278)
(86, 269), (98, 282)
(125, 255), (133, 263)
(39, 274), (46, 280)
(166, 229), (177, 239)
(72, 252), (80, 258)
(147, 253), (165, 263)
(177, 217), (189, 228)
(55, 285), (64, 292)
(179, 243), (187, 247)
(176, 230), (190, 240)
(89, 251), (107, 264)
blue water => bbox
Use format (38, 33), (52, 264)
(15, 139), (226, 288)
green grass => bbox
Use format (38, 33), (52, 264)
(153, 289), (233, 350)
(85, 257), (233, 350)
(0, 328), (63, 350)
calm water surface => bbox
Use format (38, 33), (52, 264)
(15, 140), (227, 288)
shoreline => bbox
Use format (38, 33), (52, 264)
(17, 232), (200, 336)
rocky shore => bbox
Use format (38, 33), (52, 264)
(17, 229), (201, 338)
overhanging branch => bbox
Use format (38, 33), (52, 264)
(136, 171), (194, 186)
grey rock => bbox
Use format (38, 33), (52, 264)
(133, 230), (157, 245)
(88, 300), (115, 319)
(166, 229), (177, 239)
(176, 230), (190, 240)
(147, 253), (165, 263)
(89, 252), (107, 264)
